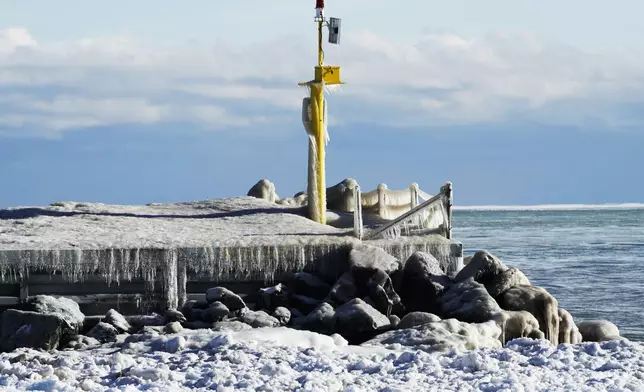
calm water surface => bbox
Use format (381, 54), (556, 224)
(452, 208), (644, 340)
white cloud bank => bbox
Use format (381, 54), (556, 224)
(1, 27), (643, 137)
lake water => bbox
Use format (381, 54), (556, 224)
(452, 207), (644, 341)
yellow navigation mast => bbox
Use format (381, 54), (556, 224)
(299, 0), (343, 224)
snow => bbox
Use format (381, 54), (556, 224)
(0, 327), (642, 391)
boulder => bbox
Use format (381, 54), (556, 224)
(247, 178), (278, 203)
(398, 312), (441, 330)
(212, 320), (252, 332)
(454, 251), (508, 286)
(497, 285), (559, 345)
(86, 322), (119, 343)
(64, 335), (100, 350)
(181, 300), (209, 322)
(362, 319), (502, 353)
(201, 301), (230, 323)
(399, 252), (451, 314)
(257, 283), (290, 311)
(272, 307), (291, 326)
(438, 278), (502, 323)
(486, 267), (531, 298)
(241, 310), (281, 328)
(127, 314), (165, 330)
(164, 321), (184, 334)
(577, 320), (623, 342)
(164, 309), (187, 324)
(1, 310), (68, 352)
(206, 287), (246, 313)
(334, 298), (391, 344)
(291, 295), (323, 314)
(388, 315), (401, 329)
(326, 272), (358, 306)
(352, 267), (404, 317)
(289, 272), (332, 300)
(104, 309), (131, 333)
(558, 308), (582, 344)
(22, 295), (84, 339)
(349, 243), (400, 274)
(491, 310), (544, 344)
(292, 302), (336, 334)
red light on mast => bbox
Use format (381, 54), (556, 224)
(316, 0), (324, 9)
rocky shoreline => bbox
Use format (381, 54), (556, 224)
(0, 246), (625, 354)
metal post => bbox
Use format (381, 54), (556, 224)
(353, 185), (363, 240)
(443, 181), (453, 240)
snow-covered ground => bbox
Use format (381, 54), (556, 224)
(0, 327), (641, 392)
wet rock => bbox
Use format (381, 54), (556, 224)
(272, 307), (291, 326)
(454, 251), (508, 286)
(291, 294), (323, 314)
(86, 322), (119, 343)
(334, 298), (391, 344)
(289, 272), (332, 300)
(206, 287), (246, 313)
(438, 278), (502, 323)
(349, 243), (400, 274)
(363, 319), (502, 353)
(241, 310), (281, 328)
(212, 320), (252, 332)
(498, 285), (559, 345)
(398, 312), (442, 330)
(577, 320), (623, 342)
(104, 309), (131, 333)
(201, 302), (230, 323)
(1, 310), (68, 352)
(293, 303), (336, 334)
(257, 283), (290, 311)
(164, 321), (184, 334)
(326, 272), (357, 306)
(486, 267), (531, 298)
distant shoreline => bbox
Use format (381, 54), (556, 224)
(454, 203), (644, 211)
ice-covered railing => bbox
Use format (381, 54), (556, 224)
(353, 182), (453, 240)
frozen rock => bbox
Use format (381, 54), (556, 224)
(398, 312), (442, 330)
(326, 272), (357, 306)
(455, 251), (508, 286)
(206, 287), (246, 313)
(247, 178), (278, 203)
(291, 294), (323, 314)
(399, 251), (451, 314)
(272, 307), (291, 326)
(181, 300), (209, 322)
(104, 309), (131, 333)
(64, 335), (100, 350)
(486, 267), (531, 298)
(558, 308), (582, 344)
(577, 320), (623, 342)
(289, 272), (331, 300)
(1, 310), (68, 351)
(140, 325), (164, 335)
(212, 320), (252, 332)
(257, 283), (290, 311)
(438, 278), (502, 323)
(388, 315), (401, 329)
(362, 319), (502, 353)
(334, 298), (391, 343)
(403, 251), (445, 277)
(349, 243), (400, 274)
(201, 301), (230, 323)
(23, 295), (84, 336)
(498, 285), (559, 345)
(293, 302), (336, 334)
(164, 321), (184, 334)
(86, 322), (119, 343)
(241, 310), (281, 328)
(352, 267), (404, 317)
(491, 310), (543, 344)
(164, 309), (187, 324)
(128, 314), (165, 330)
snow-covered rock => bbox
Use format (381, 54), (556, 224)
(164, 321), (184, 334)
(272, 307), (291, 326)
(103, 309), (131, 333)
(559, 308), (582, 344)
(577, 320), (623, 342)
(86, 322), (119, 343)
(205, 287), (246, 313)
(0, 310), (68, 351)
(212, 320), (252, 332)
(334, 298), (390, 343)
(486, 267), (531, 298)
(241, 310), (281, 328)
(438, 278), (502, 323)
(498, 285), (560, 345)
(398, 312), (442, 330)
(257, 283), (290, 311)
(23, 295), (85, 335)
(455, 250), (508, 285)
(349, 243), (401, 274)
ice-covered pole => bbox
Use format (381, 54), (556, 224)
(299, 0), (343, 224)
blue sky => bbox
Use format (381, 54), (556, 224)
(1, 0), (643, 207)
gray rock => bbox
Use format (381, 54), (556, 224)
(326, 272), (357, 306)
(201, 301), (230, 323)
(1, 309), (68, 352)
(257, 283), (290, 311)
(127, 314), (165, 330)
(141, 325), (164, 335)
(212, 320), (252, 332)
(206, 287), (246, 312)
(291, 294), (323, 314)
(349, 243), (400, 274)
(438, 278), (502, 323)
(164, 321), (184, 334)
(241, 310), (281, 328)
(64, 335), (100, 350)
(86, 322), (119, 343)
(352, 267), (404, 317)
(399, 252), (452, 314)
(272, 307), (291, 326)
(388, 315), (401, 329)
(289, 272), (332, 300)
(104, 309), (131, 333)
(164, 309), (187, 324)
(181, 300), (209, 322)
(398, 312), (442, 329)
(454, 251), (508, 286)
(293, 302), (336, 334)
(23, 295), (84, 338)
(334, 298), (391, 343)
(577, 320), (623, 342)
(403, 251), (445, 277)
(486, 267), (531, 298)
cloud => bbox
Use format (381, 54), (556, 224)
(1, 27), (643, 137)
